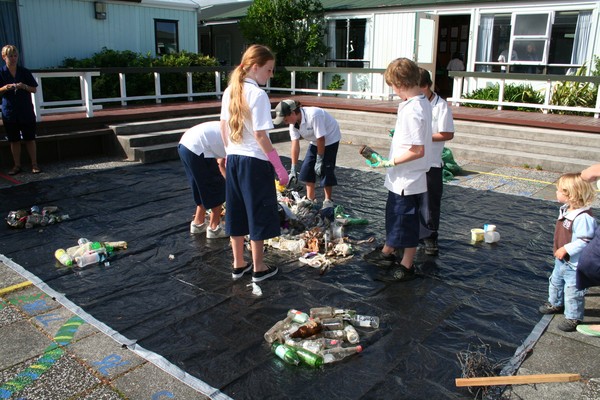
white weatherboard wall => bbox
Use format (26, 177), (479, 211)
(17, 0), (198, 68)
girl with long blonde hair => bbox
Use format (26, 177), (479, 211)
(220, 44), (288, 283)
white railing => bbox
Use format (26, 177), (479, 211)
(448, 71), (600, 118)
(29, 67), (600, 120)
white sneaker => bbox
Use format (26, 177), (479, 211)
(322, 199), (334, 209)
(190, 221), (206, 234)
(207, 225), (229, 239)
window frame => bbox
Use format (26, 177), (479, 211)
(154, 19), (179, 56)
(509, 12), (553, 65)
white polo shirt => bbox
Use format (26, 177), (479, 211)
(429, 93), (454, 168)
(384, 94), (432, 195)
(220, 78), (274, 161)
(288, 107), (341, 146)
(179, 120), (226, 159)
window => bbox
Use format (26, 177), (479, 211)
(155, 20), (178, 55)
(475, 10), (591, 74)
(327, 18), (369, 67)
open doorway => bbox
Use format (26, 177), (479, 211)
(436, 15), (471, 98)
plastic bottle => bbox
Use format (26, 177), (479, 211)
(320, 317), (344, 330)
(344, 325), (360, 344)
(271, 342), (301, 366)
(293, 347), (324, 368)
(54, 249), (73, 267)
(75, 249), (107, 268)
(321, 345), (363, 364)
(287, 309), (310, 324)
(346, 314), (380, 329)
(78, 238), (90, 246)
(264, 316), (294, 343)
(104, 241), (128, 250)
(310, 307), (357, 319)
(290, 320), (323, 339)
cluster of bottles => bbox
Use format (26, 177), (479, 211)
(6, 205), (70, 229)
(54, 238), (128, 268)
(266, 307), (379, 367)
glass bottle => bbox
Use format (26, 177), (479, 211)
(346, 314), (380, 329)
(344, 325), (360, 344)
(271, 342), (300, 366)
(320, 317), (344, 330)
(287, 309), (310, 324)
(321, 329), (345, 340)
(309, 306), (356, 319)
(264, 315), (294, 343)
(290, 320), (322, 339)
(322, 345), (363, 364)
(293, 347), (323, 368)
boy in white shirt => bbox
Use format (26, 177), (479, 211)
(363, 58), (432, 282)
(273, 99), (341, 209)
(418, 68), (455, 256)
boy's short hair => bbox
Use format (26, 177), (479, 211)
(384, 58), (420, 89)
(418, 67), (433, 88)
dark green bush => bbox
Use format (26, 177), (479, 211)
(42, 48), (219, 105)
(463, 83), (544, 112)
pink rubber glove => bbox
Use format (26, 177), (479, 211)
(267, 149), (289, 186)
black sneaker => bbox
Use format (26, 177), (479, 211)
(363, 246), (396, 268)
(232, 263), (252, 280)
(376, 263), (416, 282)
(252, 265), (278, 282)
(558, 318), (581, 332)
(538, 302), (564, 315)
(424, 239), (439, 256)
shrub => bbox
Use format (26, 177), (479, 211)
(548, 59), (598, 116)
(463, 83), (544, 112)
(42, 48), (219, 105)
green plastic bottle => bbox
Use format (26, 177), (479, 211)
(271, 342), (300, 366)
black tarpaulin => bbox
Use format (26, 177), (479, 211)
(0, 160), (558, 399)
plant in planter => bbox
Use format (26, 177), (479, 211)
(327, 74), (345, 96)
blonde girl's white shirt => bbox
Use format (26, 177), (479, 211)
(429, 93), (454, 168)
(220, 78), (274, 161)
(288, 107), (341, 146)
(179, 120), (226, 158)
(384, 94), (432, 195)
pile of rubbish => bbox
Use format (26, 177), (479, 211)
(264, 306), (379, 367)
(54, 238), (128, 268)
(6, 205), (69, 229)
(265, 183), (371, 274)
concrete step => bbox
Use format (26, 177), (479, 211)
(117, 129), (185, 161)
(454, 120), (600, 145)
(446, 142), (592, 172)
(110, 115), (219, 135)
(453, 132), (600, 161)
(129, 127), (290, 163)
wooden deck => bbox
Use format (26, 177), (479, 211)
(21, 94), (600, 136)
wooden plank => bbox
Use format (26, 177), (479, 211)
(455, 373), (581, 387)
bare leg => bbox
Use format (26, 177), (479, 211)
(208, 205), (223, 230)
(24, 140), (37, 168)
(324, 186), (332, 201)
(251, 240), (266, 272)
(9, 142), (21, 168)
(382, 244), (395, 255)
(400, 247), (417, 268)
(231, 236), (246, 268)
(193, 205), (206, 225)
(305, 182), (316, 200)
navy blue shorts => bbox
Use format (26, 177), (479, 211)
(299, 141), (339, 187)
(178, 144), (225, 209)
(225, 155), (280, 240)
(2, 119), (36, 142)
(385, 191), (423, 248)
